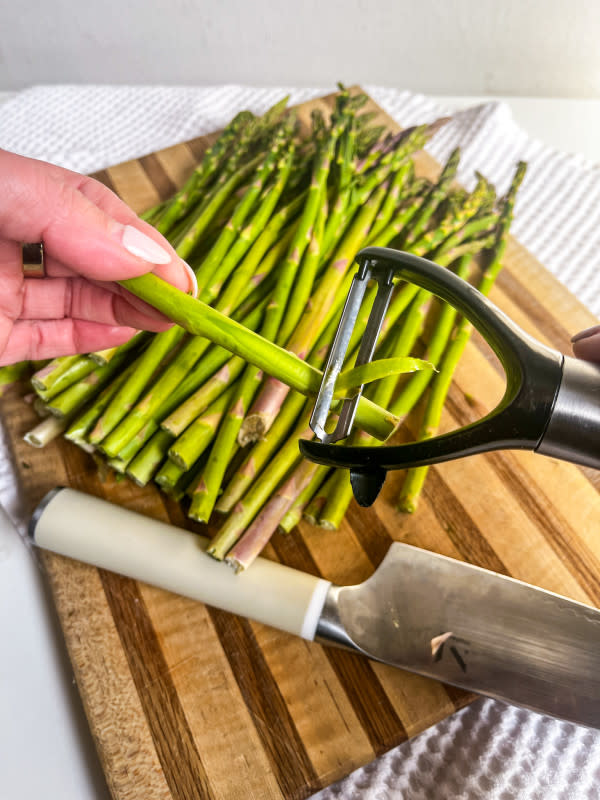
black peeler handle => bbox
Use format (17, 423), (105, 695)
(300, 247), (600, 506)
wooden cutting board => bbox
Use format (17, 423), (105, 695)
(3, 89), (600, 800)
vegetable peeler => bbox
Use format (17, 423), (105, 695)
(300, 246), (600, 506)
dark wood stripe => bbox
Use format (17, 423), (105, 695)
(100, 571), (215, 800)
(90, 168), (119, 194)
(445, 385), (600, 602)
(185, 132), (220, 163)
(162, 494), (318, 796)
(487, 451), (600, 604)
(422, 468), (509, 575)
(346, 502), (395, 569)
(139, 152), (178, 201)
(272, 535), (408, 755)
(207, 608), (320, 798)
(442, 683), (475, 710)
(324, 648), (408, 756)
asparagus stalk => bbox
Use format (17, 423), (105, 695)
(188, 361), (265, 522)
(173, 153), (262, 261)
(31, 355), (83, 396)
(226, 457), (320, 572)
(166, 386), (236, 471)
(401, 148), (461, 248)
(155, 110), (255, 236)
(199, 144), (296, 308)
(205, 408), (313, 557)
(365, 161), (414, 244)
(278, 464), (331, 533)
(217, 391), (307, 512)
(215, 300), (349, 513)
(303, 477), (332, 525)
(258, 117), (344, 348)
(276, 184), (327, 346)
(192, 124), (290, 296)
(64, 364), (136, 446)
(24, 414), (71, 448)
(96, 297), (271, 473)
(46, 355), (128, 419)
(154, 456), (187, 492)
(118, 298), (268, 457)
(241, 181), (388, 441)
(126, 428), (175, 486)
(87, 331), (178, 445)
(391, 254), (473, 419)
(118, 275), (398, 441)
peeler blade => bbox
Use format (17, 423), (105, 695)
(310, 261), (395, 443)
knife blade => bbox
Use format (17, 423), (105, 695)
(30, 487), (600, 728)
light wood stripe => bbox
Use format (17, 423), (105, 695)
(251, 619), (375, 781)
(44, 555), (173, 800)
(106, 160), (161, 214)
(100, 572), (216, 800)
(423, 469), (508, 573)
(138, 152), (179, 200)
(154, 142), (199, 189)
(446, 351), (600, 579)
(271, 535), (409, 755)
(208, 608), (321, 798)
(157, 502), (306, 799)
(138, 582), (283, 800)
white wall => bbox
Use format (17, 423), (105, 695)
(3, 0), (600, 96)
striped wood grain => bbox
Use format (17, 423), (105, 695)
(2, 89), (600, 800)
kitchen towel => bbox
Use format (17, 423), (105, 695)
(1, 84), (599, 800)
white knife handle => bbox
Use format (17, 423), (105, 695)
(29, 488), (331, 640)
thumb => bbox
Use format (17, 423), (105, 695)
(0, 149), (196, 293)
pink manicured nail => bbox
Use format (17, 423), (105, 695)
(182, 261), (198, 298)
(122, 225), (171, 264)
(571, 325), (600, 344)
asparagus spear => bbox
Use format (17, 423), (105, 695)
(241, 181), (388, 442)
(155, 110), (255, 236)
(278, 464), (331, 533)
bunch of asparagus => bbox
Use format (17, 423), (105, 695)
(6, 87), (525, 570)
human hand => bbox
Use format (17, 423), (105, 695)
(0, 149), (197, 367)
(572, 325), (600, 362)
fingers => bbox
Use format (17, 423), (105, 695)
(0, 319), (138, 366)
(0, 150), (197, 296)
(19, 275), (177, 332)
(572, 326), (600, 362)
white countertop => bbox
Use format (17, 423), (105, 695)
(1, 91), (599, 800)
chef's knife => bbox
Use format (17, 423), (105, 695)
(30, 487), (600, 728)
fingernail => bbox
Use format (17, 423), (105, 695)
(182, 261), (198, 298)
(122, 225), (171, 264)
(571, 325), (600, 343)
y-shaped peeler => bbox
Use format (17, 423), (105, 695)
(300, 247), (600, 506)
